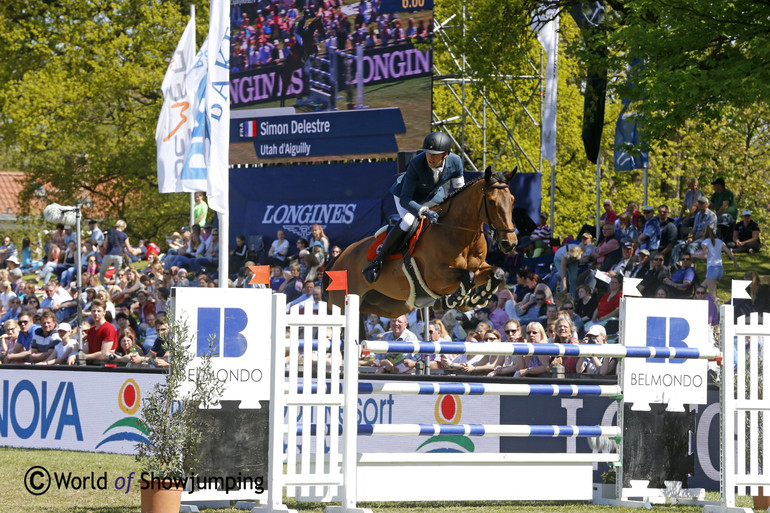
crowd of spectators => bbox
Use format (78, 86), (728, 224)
(230, 0), (433, 72)
(1, 179), (765, 376)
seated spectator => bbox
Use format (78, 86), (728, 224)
(230, 234), (249, 275)
(267, 229), (290, 267)
(0, 297), (22, 324)
(678, 177), (703, 236)
(591, 275), (623, 324)
(441, 331), (484, 374)
(364, 313), (386, 340)
(637, 205), (660, 251)
(29, 310), (60, 364)
(20, 237), (44, 274)
(0, 235), (19, 268)
(39, 323), (78, 365)
(278, 262), (304, 302)
(41, 281), (77, 323)
(663, 253), (696, 298)
(0, 319), (20, 360)
(287, 281), (316, 311)
(574, 284), (599, 324)
(309, 224), (330, 254)
(3, 312), (39, 363)
(626, 248), (651, 279)
(685, 195), (717, 255)
(110, 328), (146, 366)
(53, 240), (78, 286)
(523, 212), (552, 257)
(301, 252), (321, 285)
(38, 244), (61, 285)
(372, 314), (419, 374)
(730, 209), (761, 253)
(638, 252), (670, 298)
(460, 329), (504, 374)
(615, 212), (638, 245)
(510, 322), (551, 377)
(577, 324), (616, 375)
(551, 316), (579, 373)
(654, 286), (669, 298)
(693, 285), (719, 326)
(601, 199), (618, 225)
(0, 279), (17, 314)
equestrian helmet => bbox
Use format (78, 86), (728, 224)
(422, 132), (452, 154)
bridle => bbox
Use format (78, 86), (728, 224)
(482, 181), (516, 237)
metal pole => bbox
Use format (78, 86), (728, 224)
(75, 208), (82, 346)
(643, 167), (649, 208)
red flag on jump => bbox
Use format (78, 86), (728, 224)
(248, 265), (270, 285)
(325, 270), (348, 295)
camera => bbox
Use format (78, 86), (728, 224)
(108, 353), (116, 361)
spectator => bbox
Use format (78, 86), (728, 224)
(309, 224), (330, 254)
(606, 242), (635, 279)
(39, 322), (78, 365)
(525, 212), (552, 257)
(637, 205), (660, 251)
(364, 313), (386, 340)
(278, 262), (304, 302)
(488, 319), (524, 376)
(656, 204), (679, 266)
(461, 329), (504, 374)
(679, 177), (703, 237)
(88, 219), (105, 247)
(20, 238), (44, 274)
(592, 275), (623, 324)
(686, 196), (717, 254)
(485, 294), (509, 333)
(0, 318), (20, 359)
(0, 296), (22, 324)
(654, 286), (669, 298)
(84, 299), (118, 364)
(0, 279), (17, 314)
(627, 248), (651, 279)
(601, 200), (618, 225)
(373, 314), (419, 374)
(0, 235), (18, 268)
(111, 329), (145, 366)
(3, 312), (38, 363)
(697, 225), (738, 301)
(63, 225), (77, 247)
(710, 177), (738, 229)
(267, 229), (290, 267)
(230, 234), (249, 274)
(100, 220), (142, 284)
(41, 281), (77, 323)
(615, 212), (638, 245)
(287, 281), (316, 311)
(730, 209), (761, 253)
(551, 315), (579, 373)
(510, 322), (551, 377)
(663, 253), (697, 298)
(693, 285), (719, 326)
(29, 310), (60, 364)
(577, 324), (616, 375)
(49, 223), (66, 253)
(193, 191), (209, 228)
(638, 252), (670, 298)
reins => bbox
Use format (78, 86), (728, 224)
(430, 180), (514, 236)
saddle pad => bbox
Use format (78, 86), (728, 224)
(366, 219), (426, 261)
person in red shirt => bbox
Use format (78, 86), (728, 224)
(84, 298), (117, 364)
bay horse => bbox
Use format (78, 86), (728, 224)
(272, 17), (324, 107)
(327, 166), (518, 318)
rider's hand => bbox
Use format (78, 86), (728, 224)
(422, 209), (439, 224)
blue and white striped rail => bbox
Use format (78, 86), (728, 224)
(359, 424), (621, 438)
(292, 382), (622, 398)
(358, 382), (622, 398)
(363, 341), (721, 360)
(290, 424), (621, 438)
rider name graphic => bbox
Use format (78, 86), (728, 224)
(241, 118), (331, 157)
(261, 141), (311, 157)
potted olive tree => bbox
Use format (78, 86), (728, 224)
(136, 318), (224, 513)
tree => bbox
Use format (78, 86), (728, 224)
(0, 0), (206, 240)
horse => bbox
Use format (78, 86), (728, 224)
(327, 166), (518, 318)
(272, 17), (324, 107)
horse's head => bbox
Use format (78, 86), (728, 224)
(483, 166), (518, 253)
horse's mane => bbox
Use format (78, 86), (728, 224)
(440, 171), (510, 205)
(442, 176), (483, 203)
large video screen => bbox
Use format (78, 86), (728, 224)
(228, 0), (434, 164)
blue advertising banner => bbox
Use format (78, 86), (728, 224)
(228, 163), (544, 259)
(229, 161), (399, 250)
(231, 108), (405, 158)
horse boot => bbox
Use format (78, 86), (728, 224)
(362, 225), (408, 284)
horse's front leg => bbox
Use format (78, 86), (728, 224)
(462, 263), (505, 309)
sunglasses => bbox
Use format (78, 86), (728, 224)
(428, 329), (436, 334)
(18, 320), (29, 325)
(505, 328), (519, 333)
(535, 297), (545, 301)
(526, 330), (539, 335)
(586, 335), (598, 340)
(563, 306), (574, 310)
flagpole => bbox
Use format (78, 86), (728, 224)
(595, 152), (601, 240)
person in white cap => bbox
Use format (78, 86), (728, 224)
(731, 209), (761, 253)
(577, 324), (616, 375)
(5, 255), (22, 282)
(40, 323), (78, 365)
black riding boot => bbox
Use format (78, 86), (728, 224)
(362, 226), (408, 283)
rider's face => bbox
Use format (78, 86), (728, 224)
(426, 151), (447, 169)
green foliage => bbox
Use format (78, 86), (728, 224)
(0, 0), (207, 241)
(136, 317), (224, 478)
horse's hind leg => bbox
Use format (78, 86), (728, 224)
(434, 270), (475, 311)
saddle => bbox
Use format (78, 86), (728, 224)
(365, 218), (426, 262)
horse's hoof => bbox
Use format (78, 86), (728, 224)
(362, 262), (381, 284)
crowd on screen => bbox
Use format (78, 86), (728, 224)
(0, 178), (765, 373)
(230, 0), (433, 72)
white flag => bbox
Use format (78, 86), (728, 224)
(179, 37), (210, 194)
(205, 0), (231, 214)
(532, 8), (559, 165)
(156, 16), (196, 193)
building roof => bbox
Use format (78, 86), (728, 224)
(0, 172), (26, 216)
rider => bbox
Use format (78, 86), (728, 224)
(362, 132), (465, 283)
